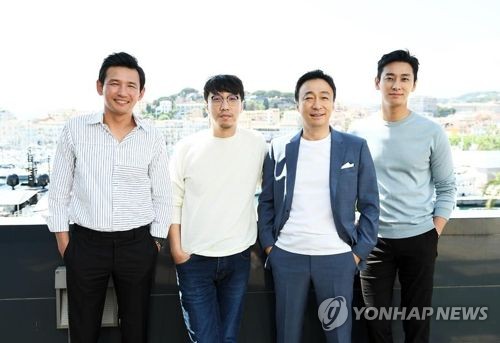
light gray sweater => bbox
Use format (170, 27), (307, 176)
(351, 112), (456, 238)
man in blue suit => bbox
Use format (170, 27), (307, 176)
(258, 70), (379, 343)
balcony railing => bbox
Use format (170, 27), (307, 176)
(0, 211), (499, 342)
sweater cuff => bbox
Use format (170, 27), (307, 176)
(434, 207), (453, 221)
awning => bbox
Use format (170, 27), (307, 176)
(0, 189), (38, 206)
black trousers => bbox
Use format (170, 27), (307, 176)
(360, 229), (439, 343)
(64, 224), (158, 343)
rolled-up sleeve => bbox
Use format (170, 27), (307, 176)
(149, 136), (173, 238)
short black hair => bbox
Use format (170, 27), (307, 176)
(377, 49), (419, 82)
(98, 52), (146, 91)
(294, 70), (336, 102)
(203, 75), (245, 101)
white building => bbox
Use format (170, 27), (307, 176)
(410, 96), (438, 116)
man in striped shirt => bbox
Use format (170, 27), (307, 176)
(47, 52), (172, 343)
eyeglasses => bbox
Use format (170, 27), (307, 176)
(210, 94), (241, 106)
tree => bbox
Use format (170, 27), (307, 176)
(253, 90), (267, 97)
(435, 106), (456, 117)
(244, 100), (264, 111)
(263, 98), (270, 110)
(449, 134), (500, 150)
(158, 113), (172, 120)
(7, 174), (19, 190)
(179, 88), (199, 97)
(267, 90), (281, 98)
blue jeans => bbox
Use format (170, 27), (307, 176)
(175, 248), (251, 343)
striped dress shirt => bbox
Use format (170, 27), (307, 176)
(46, 113), (173, 238)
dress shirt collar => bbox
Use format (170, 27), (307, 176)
(86, 113), (151, 132)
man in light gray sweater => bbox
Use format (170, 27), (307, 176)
(351, 50), (456, 343)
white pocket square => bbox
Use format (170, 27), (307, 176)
(341, 162), (354, 169)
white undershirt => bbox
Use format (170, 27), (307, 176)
(276, 134), (351, 255)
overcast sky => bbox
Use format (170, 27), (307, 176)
(1, 0), (499, 118)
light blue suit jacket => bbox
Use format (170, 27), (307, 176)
(257, 128), (379, 269)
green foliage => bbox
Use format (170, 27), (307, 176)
(449, 133), (500, 150)
(263, 98), (270, 110)
(178, 88), (199, 97)
(251, 90), (293, 98)
(435, 106), (456, 117)
(244, 100), (265, 111)
(157, 112), (173, 120)
(252, 90), (267, 97)
(448, 135), (461, 146)
(485, 173), (500, 188)
(483, 173), (500, 208)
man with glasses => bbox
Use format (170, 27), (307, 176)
(168, 74), (267, 342)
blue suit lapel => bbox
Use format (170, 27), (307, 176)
(284, 131), (301, 212)
(330, 129), (345, 209)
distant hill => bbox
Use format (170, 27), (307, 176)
(454, 91), (500, 103)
